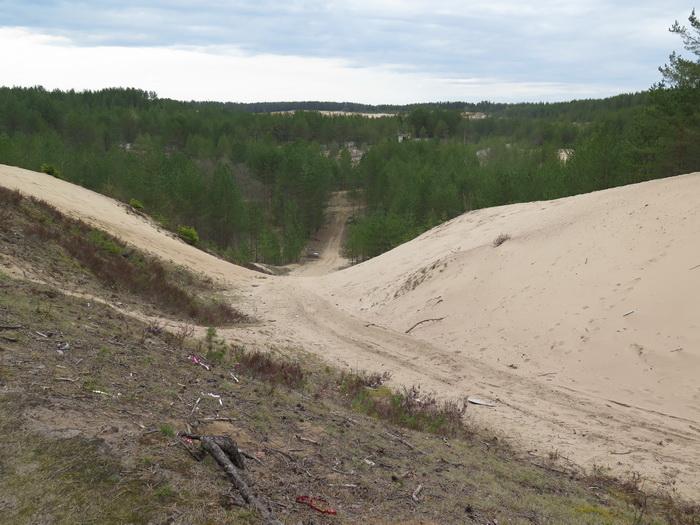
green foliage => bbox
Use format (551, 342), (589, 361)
(0, 57), (697, 265)
(177, 225), (199, 245)
(128, 198), (144, 210)
(40, 163), (62, 179)
(205, 326), (228, 364)
(159, 424), (175, 438)
(659, 10), (700, 89)
(153, 483), (176, 501)
(88, 229), (123, 255)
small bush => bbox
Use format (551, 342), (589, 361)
(233, 346), (304, 388)
(178, 225), (199, 245)
(493, 233), (511, 247)
(339, 370), (391, 398)
(205, 327), (228, 364)
(40, 163), (63, 179)
(154, 483), (176, 501)
(348, 382), (467, 437)
(0, 186), (22, 206)
(159, 424), (175, 438)
(128, 198), (144, 211)
(88, 229), (123, 255)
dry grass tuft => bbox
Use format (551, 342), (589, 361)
(232, 346), (305, 388)
(493, 233), (511, 247)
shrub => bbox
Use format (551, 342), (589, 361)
(128, 198), (144, 211)
(493, 233), (511, 247)
(40, 163), (63, 179)
(87, 229), (123, 255)
(232, 346), (304, 388)
(347, 381), (467, 437)
(159, 424), (175, 438)
(339, 370), (391, 398)
(177, 225), (199, 245)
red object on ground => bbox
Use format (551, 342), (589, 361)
(296, 495), (337, 515)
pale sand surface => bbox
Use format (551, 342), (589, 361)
(2, 164), (698, 498)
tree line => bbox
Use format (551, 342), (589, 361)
(0, 13), (696, 265)
(345, 11), (700, 260)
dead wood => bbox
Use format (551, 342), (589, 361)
(412, 483), (423, 502)
(197, 416), (237, 423)
(384, 431), (423, 454)
(0, 325), (22, 330)
(180, 433), (282, 525)
(295, 433), (319, 445)
(405, 317), (446, 334)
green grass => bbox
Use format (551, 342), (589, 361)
(159, 424), (176, 438)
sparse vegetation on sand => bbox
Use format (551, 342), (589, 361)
(0, 186), (246, 326)
(0, 275), (697, 524)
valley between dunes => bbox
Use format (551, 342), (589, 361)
(1, 163), (699, 499)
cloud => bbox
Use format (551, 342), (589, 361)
(0, 26), (629, 103)
(0, 1), (693, 102)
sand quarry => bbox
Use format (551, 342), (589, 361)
(1, 164), (698, 499)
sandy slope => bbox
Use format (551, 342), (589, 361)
(319, 174), (700, 422)
(0, 165), (255, 286)
(2, 163), (699, 498)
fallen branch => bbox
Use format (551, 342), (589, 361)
(412, 483), (423, 503)
(0, 325), (22, 330)
(189, 397), (201, 416)
(180, 433), (282, 525)
(405, 317), (445, 334)
(264, 446), (295, 462)
(295, 434), (319, 445)
(0, 335), (18, 343)
(384, 431), (423, 453)
(296, 495), (337, 515)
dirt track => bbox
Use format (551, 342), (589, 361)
(1, 164), (699, 498)
(291, 191), (354, 276)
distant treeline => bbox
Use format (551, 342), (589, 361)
(345, 87), (699, 260)
(0, 18), (697, 266)
(0, 86), (396, 263)
(344, 13), (700, 261)
(193, 94), (649, 118)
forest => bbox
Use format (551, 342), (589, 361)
(0, 12), (697, 264)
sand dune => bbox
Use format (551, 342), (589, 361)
(2, 163), (699, 497)
(320, 174), (700, 423)
(0, 165), (255, 286)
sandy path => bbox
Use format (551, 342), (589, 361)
(291, 191), (353, 276)
(2, 164), (699, 498)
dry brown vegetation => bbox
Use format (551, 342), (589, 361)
(0, 185), (245, 326)
(1, 273), (698, 524)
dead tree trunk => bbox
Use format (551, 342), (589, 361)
(181, 433), (283, 525)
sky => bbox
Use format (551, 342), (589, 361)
(0, 1), (694, 104)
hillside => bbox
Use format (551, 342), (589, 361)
(1, 164), (699, 517)
(323, 173), (700, 422)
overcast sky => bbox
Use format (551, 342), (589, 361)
(0, 1), (694, 104)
